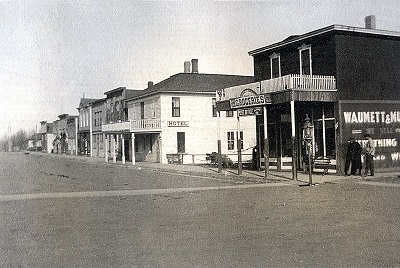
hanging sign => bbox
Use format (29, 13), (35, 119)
(230, 93), (271, 109)
(238, 107), (262, 116)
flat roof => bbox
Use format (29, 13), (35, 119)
(248, 24), (400, 56)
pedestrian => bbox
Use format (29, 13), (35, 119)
(344, 137), (362, 176)
(364, 133), (375, 176)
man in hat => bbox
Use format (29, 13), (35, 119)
(364, 133), (375, 176)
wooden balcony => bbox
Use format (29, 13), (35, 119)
(261, 74), (336, 93)
(102, 119), (161, 133)
(219, 74), (336, 101)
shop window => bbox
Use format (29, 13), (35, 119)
(227, 132), (234, 150)
(172, 97), (180, 117)
(236, 131), (243, 150)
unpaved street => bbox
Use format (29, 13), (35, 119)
(1, 152), (399, 267)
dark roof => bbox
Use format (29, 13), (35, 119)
(126, 73), (254, 101)
(249, 24), (400, 56)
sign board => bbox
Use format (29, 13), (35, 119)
(340, 101), (400, 169)
(230, 93), (271, 109)
(238, 107), (262, 117)
(167, 121), (189, 127)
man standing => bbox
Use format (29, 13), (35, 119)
(364, 133), (375, 176)
(345, 137), (362, 176)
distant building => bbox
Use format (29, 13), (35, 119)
(39, 121), (54, 153)
(53, 114), (78, 155)
(218, 19), (400, 174)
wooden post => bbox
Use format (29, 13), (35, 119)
(263, 106), (269, 179)
(131, 133), (136, 165)
(237, 114), (242, 175)
(290, 98), (297, 181)
(104, 134), (108, 162)
(121, 134), (125, 164)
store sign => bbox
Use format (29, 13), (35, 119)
(167, 121), (189, 127)
(230, 93), (271, 109)
(238, 107), (262, 117)
(341, 102), (400, 169)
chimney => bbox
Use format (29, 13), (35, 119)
(184, 61), (191, 73)
(148, 81), (153, 88)
(365, 15), (376, 29)
(191, 59), (198, 73)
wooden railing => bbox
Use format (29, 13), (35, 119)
(102, 119), (161, 132)
(261, 74), (336, 93)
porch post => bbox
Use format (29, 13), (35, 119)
(237, 114), (242, 175)
(217, 111), (222, 173)
(131, 133), (136, 165)
(263, 106), (269, 179)
(112, 134), (116, 163)
(121, 134), (125, 164)
(290, 96), (297, 181)
(104, 134), (108, 162)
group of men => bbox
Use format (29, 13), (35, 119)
(345, 133), (375, 176)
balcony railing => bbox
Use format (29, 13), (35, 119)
(102, 119), (161, 132)
(261, 74), (336, 93)
(220, 74), (336, 101)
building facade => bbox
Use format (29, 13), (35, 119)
(218, 21), (400, 174)
(102, 60), (255, 164)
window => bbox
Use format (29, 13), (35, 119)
(151, 102), (156, 118)
(237, 131), (243, 150)
(270, 52), (281, 78)
(226, 110), (234, 117)
(177, 132), (185, 153)
(298, 44), (312, 76)
(140, 102), (145, 119)
(212, 98), (217, 117)
(227, 131), (234, 150)
(172, 97), (180, 117)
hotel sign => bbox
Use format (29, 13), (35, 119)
(230, 93), (271, 109)
(167, 121), (189, 127)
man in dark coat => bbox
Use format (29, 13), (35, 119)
(345, 137), (362, 176)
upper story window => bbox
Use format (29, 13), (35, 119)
(172, 97), (180, 117)
(298, 44), (312, 76)
(140, 102), (145, 119)
(269, 52), (281, 78)
(212, 98), (217, 117)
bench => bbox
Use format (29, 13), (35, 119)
(313, 156), (331, 175)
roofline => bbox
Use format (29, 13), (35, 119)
(125, 91), (215, 102)
(248, 24), (400, 56)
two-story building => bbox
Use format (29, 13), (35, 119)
(52, 114), (78, 155)
(102, 59), (255, 164)
(39, 121), (54, 153)
(77, 98), (98, 156)
(217, 17), (400, 175)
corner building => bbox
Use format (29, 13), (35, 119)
(217, 23), (400, 174)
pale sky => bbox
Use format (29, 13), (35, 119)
(1, 0), (400, 137)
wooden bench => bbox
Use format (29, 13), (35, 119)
(313, 156), (331, 175)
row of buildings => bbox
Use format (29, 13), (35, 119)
(37, 17), (400, 175)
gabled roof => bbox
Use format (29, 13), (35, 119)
(249, 24), (400, 56)
(78, 98), (98, 109)
(125, 73), (254, 101)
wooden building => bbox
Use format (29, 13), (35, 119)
(217, 20), (400, 175)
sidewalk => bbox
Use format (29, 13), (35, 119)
(29, 151), (357, 185)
